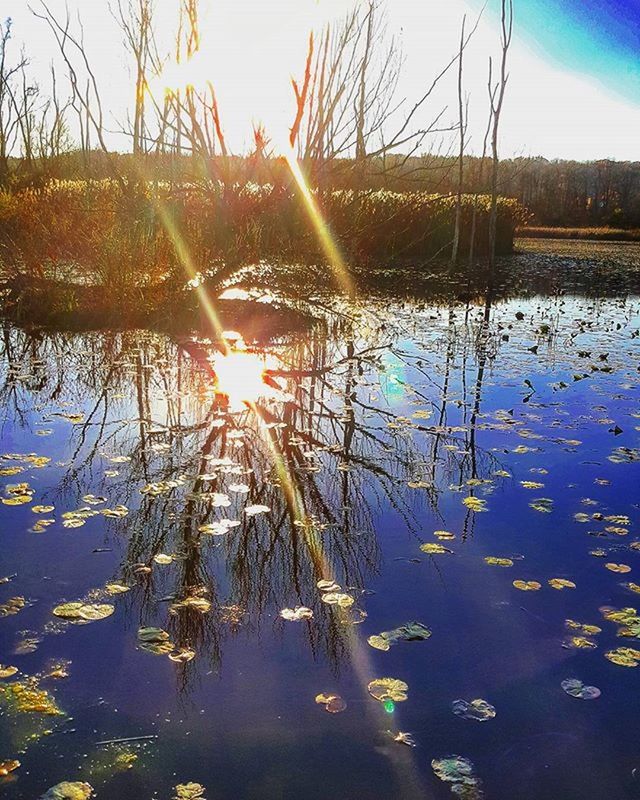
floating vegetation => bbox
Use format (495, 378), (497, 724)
(52, 602), (114, 621)
(484, 557), (514, 567)
(608, 447), (640, 464)
(0, 596), (25, 617)
(561, 679), (601, 700)
(43, 660), (71, 680)
(432, 756), (483, 797)
(513, 580), (542, 591)
(39, 783), (93, 800)
(101, 505), (129, 518)
(0, 759), (20, 776)
(320, 589), (355, 608)
(104, 583), (130, 595)
(317, 579), (341, 593)
(565, 619), (602, 636)
(451, 698), (496, 722)
(367, 621), (431, 651)
(605, 563), (631, 573)
(549, 578), (576, 590)
(367, 678), (409, 703)
(170, 596), (211, 614)
(564, 635), (598, 650)
(137, 627), (174, 655)
(529, 497), (554, 513)
(173, 783), (206, 799)
(462, 496), (487, 512)
(198, 519), (240, 536)
(604, 648), (640, 667)
(168, 647), (196, 664)
(0, 678), (63, 715)
(600, 607), (640, 639)
(315, 693), (347, 713)
(244, 504), (270, 517)
(280, 607), (313, 621)
(420, 542), (453, 555)
(387, 730), (416, 747)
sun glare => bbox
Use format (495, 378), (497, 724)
(151, 51), (210, 96)
(211, 347), (278, 408)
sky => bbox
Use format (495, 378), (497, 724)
(6, 0), (640, 161)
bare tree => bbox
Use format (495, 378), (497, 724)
(290, 32), (314, 151)
(35, 64), (72, 164)
(0, 19), (29, 183)
(451, 14), (467, 265)
(295, 3), (402, 172)
(487, 0), (513, 271)
(32, 3), (114, 173)
(112, 0), (157, 156)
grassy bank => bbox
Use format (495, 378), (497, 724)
(517, 226), (640, 242)
(0, 179), (524, 327)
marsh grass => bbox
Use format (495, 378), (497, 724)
(518, 226), (640, 242)
(0, 179), (524, 326)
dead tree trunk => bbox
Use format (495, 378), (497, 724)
(451, 15), (466, 266)
(488, 0), (513, 270)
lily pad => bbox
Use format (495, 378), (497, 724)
(484, 557), (513, 567)
(452, 698), (496, 721)
(138, 627), (174, 655)
(432, 755), (480, 788)
(462, 496), (487, 512)
(174, 784), (206, 800)
(0, 665), (18, 678)
(420, 542), (453, 554)
(561, 678), (601, 700)
(367, 677), (409, 703)
(77, 604), (114, 621)
(40, 783), (93, 800)
(321, 592), (354, 608)
(604, 647), (640, 667)
(280, 607), (313, 621)
(367, 622), (431, 651)
(105, 583), (130, 595)
(513, 580), (541, 591)
(0, 759), (20, 776)
(549, 578), (576, 590)
(315, 693), (347, 713)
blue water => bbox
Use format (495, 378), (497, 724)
(0, 288), (639, 799)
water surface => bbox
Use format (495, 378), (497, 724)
(1, 256), (639, 799)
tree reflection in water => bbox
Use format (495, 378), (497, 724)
(0, 293), (505, 690)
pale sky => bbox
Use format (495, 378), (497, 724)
(7, 0), (640, 161)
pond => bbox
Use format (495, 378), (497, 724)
(1, 243), (639, 799)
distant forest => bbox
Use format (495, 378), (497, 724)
(10, 151), (638, 230)
(335, 154), (640, 229)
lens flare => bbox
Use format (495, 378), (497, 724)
(211, 348), (277, 408)
(283, 150), (355, 298)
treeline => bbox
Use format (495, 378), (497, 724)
(0, 0), (526, 307)
(7, 148), (637, 231)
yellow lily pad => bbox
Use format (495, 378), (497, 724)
(513, 580), (541, 591)
(484, 557), (513, 567)
(549, 578), (576, 590)
(367, 677), (409, 703)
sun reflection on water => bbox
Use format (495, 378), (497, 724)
(210, 343), (279, 408)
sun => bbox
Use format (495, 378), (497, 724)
(210, 345), (280, 408)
